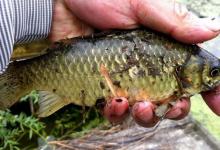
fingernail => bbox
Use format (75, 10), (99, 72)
(204, 17), (220, 32)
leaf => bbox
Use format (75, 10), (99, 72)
(29, 130), (33, 139)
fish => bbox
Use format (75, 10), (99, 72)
(1, 28), (220, 118)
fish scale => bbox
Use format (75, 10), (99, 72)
(1, 29), (220, 118)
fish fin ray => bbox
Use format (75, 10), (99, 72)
(37, 91), (70, 117)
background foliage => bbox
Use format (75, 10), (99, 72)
(0, 93), (106, 150)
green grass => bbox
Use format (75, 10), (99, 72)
(191, 94), (220, 140)
(0, 93), (106, 150)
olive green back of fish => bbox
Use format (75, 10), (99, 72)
(1, 29), (219, 117)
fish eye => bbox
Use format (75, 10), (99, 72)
(210, 68), (220, 77)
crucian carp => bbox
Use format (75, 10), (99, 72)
(0, 29), (220, 120)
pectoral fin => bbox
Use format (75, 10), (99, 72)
(37, 91), (71, 117)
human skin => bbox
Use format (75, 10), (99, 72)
(49, 0), (220, 127)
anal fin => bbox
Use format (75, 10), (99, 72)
(37, 91), (71, 117)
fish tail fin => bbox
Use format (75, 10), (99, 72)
(0, 66), (27, 109)
(37, 91), (71, 117)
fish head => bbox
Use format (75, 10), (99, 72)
(181, 48), (220, 94)
(200, 52), (220, 91)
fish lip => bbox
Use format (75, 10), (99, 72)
(202, 83), (214, 92)
(202, 81), (220, 93)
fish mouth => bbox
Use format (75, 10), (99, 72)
(203, 80), (220, 92)
(201, 85), (220, 116)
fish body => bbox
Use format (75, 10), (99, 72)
(1, 29), (220, 117)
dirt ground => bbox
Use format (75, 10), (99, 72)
(47, 116), (219, 150)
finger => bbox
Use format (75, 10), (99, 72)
(165, 98), (191, 120)
(201, 85), (220, 116)
(103, 97), (129, 123)
(65, 0), (219, 43)
(131, 0), (220, 43)
(131, 101), (159, 127)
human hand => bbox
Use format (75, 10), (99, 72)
(49, 0), (220, 127)
(50, 0), (220, 43)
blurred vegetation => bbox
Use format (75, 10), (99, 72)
(0, 110), (46, 150)
(178, 0), (220, 17)
(0, 92), (107, 150)
(191, 95), (220, 140)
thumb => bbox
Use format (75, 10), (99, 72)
(65, 0), (220, 43)
(131, 0), (220, 43)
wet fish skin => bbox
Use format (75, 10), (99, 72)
(0, 29), (220, 117)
